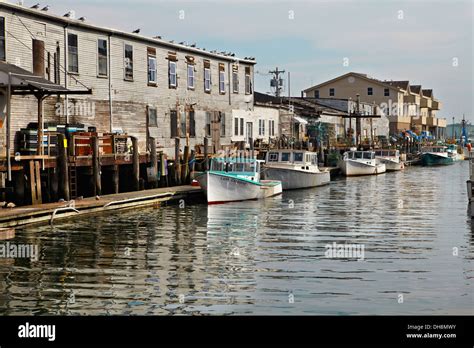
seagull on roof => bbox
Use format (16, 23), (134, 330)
(30, 3), (40, 9)
(78, 17), (86, 21)
(132, 29), (140, 34)
(41, 5), (49, 11)
(63, 12), (72, 17)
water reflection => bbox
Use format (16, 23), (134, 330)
(0, 162), (472, 315)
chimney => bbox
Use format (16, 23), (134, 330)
(32, 39), (45, 77)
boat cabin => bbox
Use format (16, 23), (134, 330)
(266, 151), (318, 165)
(344, 151), (375, 160)
(374, 150), (399, 158)
(210, 157), (260, 175)
(421, 146), (447, 154)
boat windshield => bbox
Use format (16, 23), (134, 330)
(293, 152), (304, 162)
(268, 152), (279, 162)
(281, 153), (291, 162)
(363, 152), (374, 159)
(210, 159), (258, 173)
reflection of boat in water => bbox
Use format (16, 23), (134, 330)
(421, 146), (454, 166)
(374, 149), (404, 171)
(195, 158), (282, 204)
(338, 150), (386, 176)
(263, 150), (330, 190)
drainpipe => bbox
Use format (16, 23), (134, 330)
(6, 72), (12, 181)
(108, 34), (113, 133)
(64, 25), (69, 124)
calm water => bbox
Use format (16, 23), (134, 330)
(0, 161), (473, 315)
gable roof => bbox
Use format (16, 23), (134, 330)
(422, 89), (433, 98)
(384, 80), (410, 91)
(303, 72), (401, 93)
(410, 85), (422, 94)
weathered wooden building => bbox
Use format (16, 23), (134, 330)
(0, 1), (257, 205)
(0, 1), (256, 156)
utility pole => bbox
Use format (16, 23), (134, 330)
(269, 67), (285, 98)
(452, 116), (455, 140)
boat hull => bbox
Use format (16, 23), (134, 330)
(339, 160), (386, 176)
(195, 172), (281, 204)
(264, 167), (330, 190)
(421, 153), (454, 166)
(378, 159), (404, 171)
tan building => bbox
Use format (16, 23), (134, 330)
(303, 72), (446, 139)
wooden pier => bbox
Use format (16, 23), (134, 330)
(0, 185), (203, 228)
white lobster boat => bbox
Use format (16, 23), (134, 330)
(338, 150), (386, 177)
(195, 158), (282, 204)
(374, 149), (404, 171)
(263, 150), (330, 190)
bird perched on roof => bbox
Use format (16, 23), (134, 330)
(63, 11), (73, 18)
(190, 43), (196, 47)
(78, 17), (86, 21)
(132, 29), (140, 34)
(30, 3), (40, 9)
(41, 5), (49, 11)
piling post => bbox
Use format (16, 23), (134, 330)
(57, 133), (70, 201)
(189, 150), (195, 182)
(149, 137), (158, 188)
(174, 138), (181, 185)
(131, 136), (140, 191)
(203, 137), (209, 171)
(181, 145), (189, 184)
(92, 136), (101, 196)
(249, 137), (254, 159)
(112, 165), (119, 194)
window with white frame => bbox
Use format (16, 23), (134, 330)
(270, 120), (275, 136)
(169, 61), (177, 88)
(234, 118), (239, 136)
(68, 33), (79, 73)
(148, 55), (157, 84)
(219, 64), (225, 94)
(259, 119), (265, 136)
(187, 64), (195, 89)
(204, 67), (211, 92)
(124, 44), (133, 80)
(232, 66), (239, 93)
(97, 39), (108, 77)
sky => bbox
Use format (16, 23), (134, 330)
(18, 0), (474, 121)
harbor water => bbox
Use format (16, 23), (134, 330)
(0, 161), (472, 315)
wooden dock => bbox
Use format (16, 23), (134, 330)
(0, 186), (203, 228)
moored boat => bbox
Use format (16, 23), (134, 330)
(420, 146), (454, 166)
(338, 150), (386, 176)
(374, 149), (404, 171)
(263, 150), (330, 190)
(195, 157), (282, 204)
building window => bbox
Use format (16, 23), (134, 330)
(170, 110), (178, 138)
(219, 64), (225, 94)
(68, 33), (78, 73)
(97, 39), (108, 77)
(204, 61), (211, 93)
(270, 120), (275, 136)
(169, 61), (177, 88)
(234, 118), (239, 136)
(245, 67), (252, 94)
(187, 64), (195, 89)
(148, 107), (157, 127)
(240, 118), (244, 136)
(148, 54), (157, 84)
(232, 65), (239, 93)
(368, 87), (373, 96)
(189, 111), (196, 137)
(124, 44), (133, 80)
(205, 112), (212, 137)
(314, 90), (319, 98)
(329, 88), (335, 97)
(0, 17), (5, 62)
(259, 119), (265, 136)
(384, 88), (390, 96)
(180, 111), (186, 137)
(220, 112), (226, 136)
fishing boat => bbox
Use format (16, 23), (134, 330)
(447, 144), (464, 161)
(338, 150), (386, 176)
(263, 150), (330, 190)
(195, 157), (282, 204)
(420, 146), (454, 166)
(374, 149), (404, 171)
